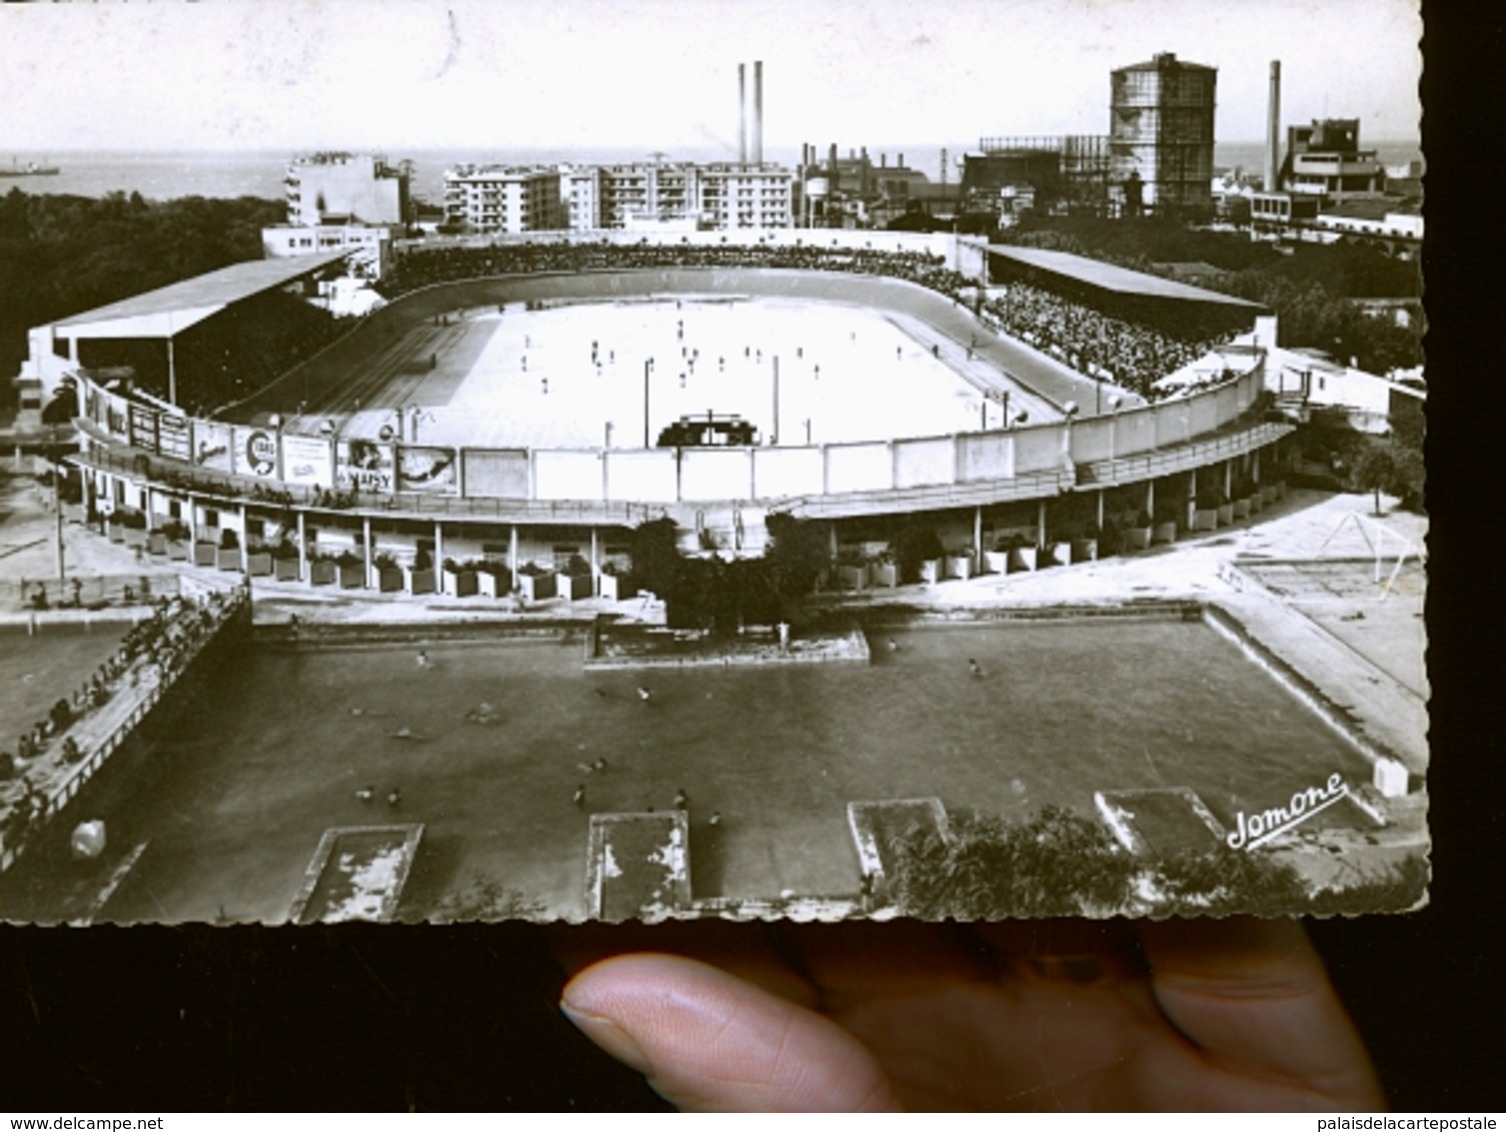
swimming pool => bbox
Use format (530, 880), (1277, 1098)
(0, 613), (1381, 922)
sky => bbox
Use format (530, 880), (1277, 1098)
(0, 0), (1422, 157)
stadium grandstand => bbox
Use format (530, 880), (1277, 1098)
(983, 245), (1268, 399)
(21, 252), (350, 420)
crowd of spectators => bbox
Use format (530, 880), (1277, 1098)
(0, 589), (245, 851)
(379, 239), (1235, 401)
(377, 239), (976, 302)
(980, 281), (1227, 400)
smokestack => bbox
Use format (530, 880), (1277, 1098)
(829, 143), (839, 192)
(1265, 61), (1281, 192)
(752, 61), (763, 165)
(738, 64), (747, 165)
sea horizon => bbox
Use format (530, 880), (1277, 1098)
(0, 140), (1424, 206)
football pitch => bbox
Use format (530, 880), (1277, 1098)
(316, 296), (1061, 451)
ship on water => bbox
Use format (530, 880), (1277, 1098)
(0, 158), (60, 177)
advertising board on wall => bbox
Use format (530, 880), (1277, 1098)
(157, 413), (190, 461)
(127, 403), (159, 454)
(192, 420), (232, 471)
(396, 445), (458, 494)
(233, 425), (279, 478)
(336, 439), (395, 493)
(281, 434), (335, 489)
(104, 397), (129, 443)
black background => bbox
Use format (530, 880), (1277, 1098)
(2, 1), (1501, 1111)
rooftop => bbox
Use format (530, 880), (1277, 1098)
(53, 252), (351, 339)
(986, 245), (1265, 309)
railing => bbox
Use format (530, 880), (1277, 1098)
(0, 582), (250, 875)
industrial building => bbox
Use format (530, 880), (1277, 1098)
(793, 145), (944, 229)
(1109, 52), (1218, 216)
(958, 136), (1112, 221)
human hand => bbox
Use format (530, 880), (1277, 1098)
(556, 917), (1384, 1112)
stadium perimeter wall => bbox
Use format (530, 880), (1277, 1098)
(64, 254), (1279, 571)
(75, 362), (1265, 508)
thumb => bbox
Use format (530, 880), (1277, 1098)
(561, 953), (901, 1112)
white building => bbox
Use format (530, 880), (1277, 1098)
(443, 165), (566, 234)
(261, 223), (396, 278)
(285, 153), (408, 226)
(458, 161), (794, 234)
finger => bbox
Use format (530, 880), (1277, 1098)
(976, 919), (1146, 985)
(781, 921), (998, 1009)
(1141, 917), (1384, 1105)
(561, 953), (901, 1112)
(550, 920), (821, 1008)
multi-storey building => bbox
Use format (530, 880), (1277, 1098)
(443, 165), (566, 234)
(697, 164), (793, 230)
(445, 159), (793, 235)
(1109, 52), (1217, 216)
(562, 162), (793, 231)
(284, 153), (409, 226)
(1280, 119), (1385, 205)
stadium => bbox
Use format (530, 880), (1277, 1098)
(27, 229), (1290, 586)
(6, 228), (1430, 926)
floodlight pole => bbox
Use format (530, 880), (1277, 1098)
(643, 358), (653, 448)
(771, 355), (780, 445)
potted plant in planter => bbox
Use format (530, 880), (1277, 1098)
(476, 560), (512, 598)
(441, 557), (479, 597)
(598, 561), (636, 602)
(1232, 472), (1256, 518)
(161, 519), (191, 561)
(893, 525), (944, 586)
(310, 551), (338, 586)
(216, 528), (242, 570)
(1073, 523), (1100, 564)
(870, 551), (899, 589)
(834, 548), (869, 591)
(516, 561), (556, 602)
(1153, 501), (1180, 545)
(336, 549), (366, 589)
(998, 532), (1034, 572)
(557, 554), (594, 601)
(120, 510), (149, 550)
(405, 548), (436, 595)
(373, 551), (404, 593)
(1215, 487), (1235, 527)
(982, 541), (1009, 575)
(944, 546), (974, 581)
(272, 538), (301, 581)
(1123, 509), (1154, 551)
(1193, 486), (1223, 532)
(245, 539), (274, 577)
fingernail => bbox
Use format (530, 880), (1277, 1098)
(559, 1000), (654, 1076)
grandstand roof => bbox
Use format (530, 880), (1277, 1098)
(54, 252), (351, 340)
(985, 245), (1265, 310)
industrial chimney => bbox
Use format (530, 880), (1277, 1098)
(1265, 60), (1281, 192)
(752, 61), (764, 165)
(738, 64), (747, 165)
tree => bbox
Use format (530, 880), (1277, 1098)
(1150, 844), (1308, 916)
(885, 807), (1138, 919)
(1347, 436), (1425, 515)
(627, 516), (682, 599)
(763, 512), (829, 610)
